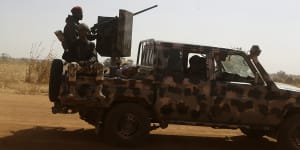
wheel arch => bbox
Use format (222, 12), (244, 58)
(102, 96), (154, 122)
(111, 96), (152, 110)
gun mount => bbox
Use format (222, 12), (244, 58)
(91, 5), (157, 57)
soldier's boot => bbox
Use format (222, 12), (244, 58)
(95, 85), (105, 100)
(51, 101), (68, 114)
(51, 101), (61, 114)
(67, 83), (76, 100)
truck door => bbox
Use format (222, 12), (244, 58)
(210, 52), (268, 125)
(156, 50), (211, 122)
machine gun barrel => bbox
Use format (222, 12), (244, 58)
(92, 5), (158, 57)
(133, 5), (158, 16)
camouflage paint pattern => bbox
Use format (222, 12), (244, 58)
(67, 62), (104, 82)
(68, 62), (80, 82)
(101, 39), (300, 127)
(57, 39), (300, 128)
(58, 62), (104, 106)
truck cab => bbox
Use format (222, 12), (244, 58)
(133, 39), (300, 149)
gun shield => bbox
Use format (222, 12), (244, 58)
(96, 10), (133, 57)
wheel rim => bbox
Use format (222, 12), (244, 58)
(117, 113), (139, 138)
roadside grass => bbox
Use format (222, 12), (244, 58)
(0, 59), (49, 95)
(0, 42), (55, 95)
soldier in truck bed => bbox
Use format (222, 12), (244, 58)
(66, 23), (104, 100)
(73, 23), (97, 63)
(62, 6), (83, 62)
(62, 6), (97, 62)
(53, 23), (104, 112)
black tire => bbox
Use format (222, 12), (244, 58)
(49, 59), (63, 102)
(104, 103), (150, 146)
(240, 128), (265, 138)
(278, 115), (300, 150)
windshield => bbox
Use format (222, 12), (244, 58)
(214, 53), (256, 83)
(222, 55), (255, 78)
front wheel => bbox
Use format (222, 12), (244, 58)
(278, 115), (300, 150)
(104, 103), (150, 146)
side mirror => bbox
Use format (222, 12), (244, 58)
(249, 45), (261, 59)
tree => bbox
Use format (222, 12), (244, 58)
(0, 53), (11, 60)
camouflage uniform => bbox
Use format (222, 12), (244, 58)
(67, 23), (104, 100)
(62, 6), (83, 62)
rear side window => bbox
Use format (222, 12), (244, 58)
(140, 43), (156, 66)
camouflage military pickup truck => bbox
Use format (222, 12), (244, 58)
(49, 39), (300, 149)
(50, 7), (300, 150)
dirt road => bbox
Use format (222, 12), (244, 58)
(0, 94), (277, 150)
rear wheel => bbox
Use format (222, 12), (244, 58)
(104, 103), (150, 146)
(49, 59), (63, 102)
(278, 114), (300, 150)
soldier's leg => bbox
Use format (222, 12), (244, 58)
(67, 62), (80, 99)
(94, 62), (104, 81)
(93, 62), (105, 100)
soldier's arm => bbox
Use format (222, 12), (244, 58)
(88, 42), (98, 63)
(64, 24), (78, 45)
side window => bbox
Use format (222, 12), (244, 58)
(140, 43), (155, 66)
(214, 53), (255, 83)
(185, 53), (207, 83)
(166, 49), (183, 73)
(163, 49), (184, 83)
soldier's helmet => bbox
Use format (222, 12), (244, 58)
(71, 6), (82, 14)
(71, 6), (83, 20)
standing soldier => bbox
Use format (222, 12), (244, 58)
(62, 6), (83, 62)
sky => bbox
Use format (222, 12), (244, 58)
(1, 0), (300, 74)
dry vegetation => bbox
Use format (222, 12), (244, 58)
(0, 43), (54, 95)
(0, 58), (50, 95)
(271, 71), (300, 87)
